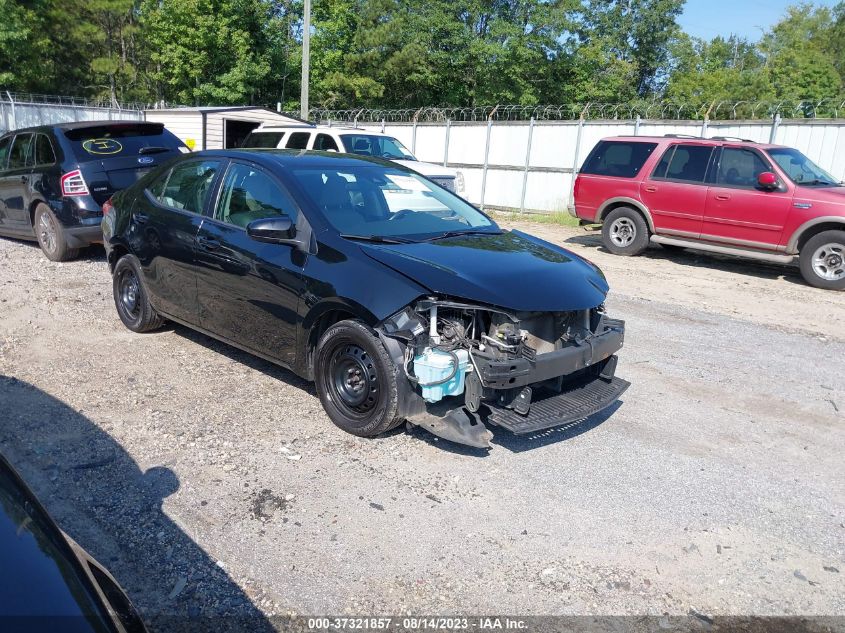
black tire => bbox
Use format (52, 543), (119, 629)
(601, 207), (650, 256)
(314, 319), (403, 437)
(799, 230), (845, 290)
(33, 203), (79, 262)
(112, 254), (166, 332)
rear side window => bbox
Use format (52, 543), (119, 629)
(8, 134), (33, 169)
(285, 132), (311, 150)
(0, 137), (10, 169)
(154, 159), (221, 213)
(716, 148), (771, 188)
(63, 123), (184, 162)
(652, 144), (713, 183)
(241, 131), (285, 148)
(30, 134), (56, 166)
(314, 134), (339, 151)
(580, 141), (657, 178)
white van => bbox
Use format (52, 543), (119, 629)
(242, 124), (465, 195)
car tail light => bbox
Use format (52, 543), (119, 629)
(102, 198), (114, 216)
(61, 170), (89, 196)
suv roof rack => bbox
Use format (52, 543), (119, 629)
(710, 136), (756, 143)
(663, 134), (699, 139)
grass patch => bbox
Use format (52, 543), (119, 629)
(490, 209), (582, 227)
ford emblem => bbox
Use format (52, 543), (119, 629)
(138, 156), (154, 165)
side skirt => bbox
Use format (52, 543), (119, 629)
(650, 235), (796, 264)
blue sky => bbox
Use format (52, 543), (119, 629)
(678, 0), (840, 41)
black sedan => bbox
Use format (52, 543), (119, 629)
(0, 452), (146, 632)
(102, 150), (628, 448)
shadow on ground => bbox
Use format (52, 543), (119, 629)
(0, 375), (276, 633)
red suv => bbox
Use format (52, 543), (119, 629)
(572, 135), (845, 290)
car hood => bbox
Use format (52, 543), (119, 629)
(358, 230), (609, 312)
(393, 159), (457, 179)
(795, 185), (845, 206)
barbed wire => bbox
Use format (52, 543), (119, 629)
(307, 98), (845, 123)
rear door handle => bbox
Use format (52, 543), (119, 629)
(197, 236), (221, 251)
(644, 185), (658, 193)
(715, 194), (731, 201)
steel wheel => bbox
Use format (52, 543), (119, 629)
(811, 243), (845, 281)
(37, 210), (58, 256)
(117, 267), (142, 320)
(327, 343), (380, 418)
(609, 217), (637, 247)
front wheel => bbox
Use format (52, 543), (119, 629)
(799, 230), (845, 290)
(314, 320), (403, 437)
(112, 254), (166, 332)
(601, 207), (650, 256)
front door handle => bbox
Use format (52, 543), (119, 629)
(20, 175), (27, 184)
(715, 194), (731, 201)
(644, 185), (658, 193)
(197, 236), (221, 251)
(134, 213), (149, 224)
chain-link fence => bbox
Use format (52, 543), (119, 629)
(304, 99), (845, 123)
(0, 91), (144, 134)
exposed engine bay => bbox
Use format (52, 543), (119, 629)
(378, 297), (629, 448)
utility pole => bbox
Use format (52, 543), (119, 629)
(300, 0), (311, 121)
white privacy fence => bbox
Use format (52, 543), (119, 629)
(0, 92), (143, 135)
(352, 118), (845, 213)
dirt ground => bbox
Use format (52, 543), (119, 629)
(0, 221), (843, 630)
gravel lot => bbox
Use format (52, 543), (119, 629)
(0, 222), (843, 629)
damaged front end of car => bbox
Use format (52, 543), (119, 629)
(377, 297), (629, 448)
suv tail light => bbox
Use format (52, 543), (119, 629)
(102, 198), (114, 216)
(61, 170), (89, 196)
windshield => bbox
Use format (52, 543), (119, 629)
(293, 165), (496, 240)
(766, 148), (841, 186)
(340, 134), (416, 160)
(242, 131), (285, 148)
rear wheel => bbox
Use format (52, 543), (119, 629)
(34, 203), (79, 261)
(314, 320), (402, 437)
(112, 254), (165, 331)
(601, 207), (650, 256)
(799, 230), (845, 290)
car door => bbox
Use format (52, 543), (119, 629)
(703, 146), (794, 248)
(0, 133), (34, 233)
(0, 135), (12, 230)
(639, 142), (714, 238)
(132, 158), (223, 324)
(195, 161), (305, 367)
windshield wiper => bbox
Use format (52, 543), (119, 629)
(340, 234), (416, 244)
(138, 146), (170, 155)
(424, 229), (503, 242)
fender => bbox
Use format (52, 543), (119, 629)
(785, 216), (845, 254)
(596, 196), (656, 232)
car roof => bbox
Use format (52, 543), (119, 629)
(193, 148), (403, 170)
(254, 124), (390, 137)
(2, 120), (164, 136)
(602, 135), (785, 150)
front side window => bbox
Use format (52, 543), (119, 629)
(154, 159), (220, 213)
(314, 134), (339, 152)
(716, 148), (771, 188)
(0, 137), (11, 170)
(8, 134), (33, 170)
(285, 132), (311, 150)
(340, 135), (415, 160)
(580, 141), (657, 178)
(766, 148), (840, 187)
(215, 163), (297, 228)
(652, 144), (713, 183)
(292, 165), (495, 239)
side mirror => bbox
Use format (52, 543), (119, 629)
(757, 171), (779, 190)
(246, 215), (297, 244)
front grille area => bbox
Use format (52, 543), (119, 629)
(430, 176), (456, 192)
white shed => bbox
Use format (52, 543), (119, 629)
(143, 106), (308, 151)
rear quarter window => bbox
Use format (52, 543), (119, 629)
(63, 123), (185, 162)
(580, 141), (657, 178)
